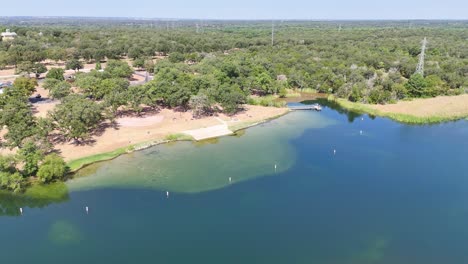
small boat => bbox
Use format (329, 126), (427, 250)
(312, 104), (322, 111)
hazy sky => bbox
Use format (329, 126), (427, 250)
(1, 0), (467, 19)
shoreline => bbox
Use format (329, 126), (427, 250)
(330, 96), (468, 125)
(67, 108), (290, 172)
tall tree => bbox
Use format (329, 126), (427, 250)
(49, 95), (104, 141)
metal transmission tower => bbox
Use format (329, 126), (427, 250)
(415, 37), (427, 76)
(271, 21), (275, 46)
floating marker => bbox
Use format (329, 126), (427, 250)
(275, 164), (277, 172)
(333, 149), (336, 155)
(361, 117), (364, 121)
(19, 208), (23, 215)
(166, 191), (169, 198)
(229, 177), (232, 183)
(85, 206), (89, 214)
(360, 130), (363, 135)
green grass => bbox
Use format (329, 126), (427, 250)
(247, 95), (286, 108)
(331, 96), (467, 124)
(67, 146), (133, 172)
(67, 134), (194, 172)
(297, 88), (318, 94)
(164, 133), (193, 141)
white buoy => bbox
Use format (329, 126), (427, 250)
(360, 130), (363, 135)
(333, 149), (336, 155)
(229, 177), (232, 183)
(166, 191), (169, 198)
(85, 206), (89, 214)
(19, 208), (23, 215)
(275, 164), (277, 172)
(361, 117), (364, 121)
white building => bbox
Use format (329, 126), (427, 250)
(1, 29), (17, 41)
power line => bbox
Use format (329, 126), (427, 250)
(415, 37), (427, 76)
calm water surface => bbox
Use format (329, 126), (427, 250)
(1, 101), (468, 264)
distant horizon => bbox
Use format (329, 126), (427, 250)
(1, 16), (467, 21)
(1, 0), (466, 20)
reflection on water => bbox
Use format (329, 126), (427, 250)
(300, 98), (370, 123)
(0, 182), (69, 216)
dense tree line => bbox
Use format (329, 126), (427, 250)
(0, 22), (466, 103)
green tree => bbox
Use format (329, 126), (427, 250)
(133, 58), (145, 69)
(0, 96), (37, 148)
(75, 74), (100, 98)
(168, 52), (185, 63)
(254, 72), (275, 94)
(43, 78), (60, 90)
(17, 61), (35, 74)
(0, 171), (24, 193)
(189, 93), (212, 117)
(349, 84), (364, 102)
(49, 95), (104, 141)
(48, 47), (67, 64)
(66, 59), (83, 72)
(46, 68), (65, 81)
(217, 84), (246, 114)
(0, 155), (17, 174)
(17, 141), (43, 177)
(37, 154), (68, 183)
(12, 77), (37, 97)
(105, 60), (133, 78)
(31, 63), (47, 78)
(144, 60), (155, 73)
(405, 74), (427, 98)
(49, 81), (72, 100)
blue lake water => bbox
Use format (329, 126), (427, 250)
(1, 101), (468, 264)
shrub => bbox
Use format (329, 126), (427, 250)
(37, 154), (68, 183)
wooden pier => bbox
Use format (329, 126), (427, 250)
(289, 104), (322, 111)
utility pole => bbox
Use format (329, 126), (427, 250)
(415, 37), (427, 76)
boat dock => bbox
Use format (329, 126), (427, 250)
(289, 104), (322, 111)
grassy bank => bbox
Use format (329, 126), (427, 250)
(67, 134), (195, 172)
(67, 146), (134, 172)
(331, 96), (468, 124)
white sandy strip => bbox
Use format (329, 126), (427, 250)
(183, 125), (233, 141)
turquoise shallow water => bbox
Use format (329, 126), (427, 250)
(1, 102), (468, 264)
